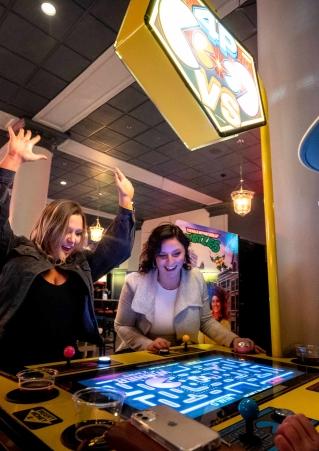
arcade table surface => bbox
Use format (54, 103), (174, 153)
(0, 344), (318, 450)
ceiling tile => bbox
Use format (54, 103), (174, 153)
(43, 45), (90, 82)
(69, 131), (86, 142)
(151, 159), (187, 176)
(88, 104), (123, 126)
(10, 88), (48, 115)
(175, 167), (202, 180)
(129, 101), (164, 126)
(94, 172), (114, 185)
(155, 121), (178, 141)
(82, 138), (111, 152)
(65, 14), (116, 61)
(90, 0), (130, 32)
(13, 0), (85, 40)
(134, 128), (174, 148)
(93, 127), (127, 147)
(52, 155), (80, 171)
(0, 77), (19, 102)
(71, 117), (104, 137)
(108, 115), (148, 138)
(115, 140), (150, 158)
(103, 148), (130, 161)
(125, 157), (155, 170)
(27, 69), (67, 99)
(0, 100), (27, 117)
(73, 164), (104, 178)
(108, 86), (147, 113)
(0, 12), (57, 64)
(0, 46), (36, 84)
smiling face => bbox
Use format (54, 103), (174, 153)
(212, 295), (222, 318)
(155, 238), (186, 287)
(57, 214), (84, 261)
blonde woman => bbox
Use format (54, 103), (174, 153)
(0, 127), (135, 370)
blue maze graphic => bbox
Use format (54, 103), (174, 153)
(80, 356), (303, 419)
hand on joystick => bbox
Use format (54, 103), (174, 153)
(182, 334), (190, 352)
(238, 398), (261, 446)
(64, 346), (75, 367)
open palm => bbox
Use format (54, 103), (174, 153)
(8, 126), (46, 162)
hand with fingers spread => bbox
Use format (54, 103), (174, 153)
(114, 167), (134, 210)
(274, 414), (319, 451)
(2, 126), (47, 171)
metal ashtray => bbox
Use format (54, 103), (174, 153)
(295, 344), (319, 364)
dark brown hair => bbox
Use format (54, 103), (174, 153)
(139, 223), (191, 273)
(210, 284), (229, 321)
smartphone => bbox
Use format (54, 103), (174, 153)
(130, 405), (220, 451)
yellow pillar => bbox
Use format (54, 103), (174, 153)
(259, 78), (282, 357)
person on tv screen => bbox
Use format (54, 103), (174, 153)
(0, 126), (135, 370)
(274, 413), (319, 451)
(210, 284), (231, 330)
(115, 223), (264, 353)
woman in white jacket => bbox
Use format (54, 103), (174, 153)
(115, 224), (264, 354)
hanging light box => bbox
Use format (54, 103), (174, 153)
(115, 0), (265, 150)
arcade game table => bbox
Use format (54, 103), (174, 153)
(0, 344), (318, 450)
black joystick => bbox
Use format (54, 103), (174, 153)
(238, 398), (262, 446)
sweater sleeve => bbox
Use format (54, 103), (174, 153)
(114, 274), (153, 351)
(0, 168), (15, 267)
(86, 207), (135, 282)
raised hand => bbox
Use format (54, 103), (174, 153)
(8, 126), (47, 162)
(1, 126), (47, 171)
(114, 167), (134, 210)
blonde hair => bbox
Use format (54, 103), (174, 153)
(30, 199), (87, 261)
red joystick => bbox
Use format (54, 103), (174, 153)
(64, 346), (75, 366)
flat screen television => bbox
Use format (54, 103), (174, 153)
(58, 351), (317, 426)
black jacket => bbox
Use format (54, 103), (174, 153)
(0, 168), (135, 344)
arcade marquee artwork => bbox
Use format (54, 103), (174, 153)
(146, 0), (265, 135)
(115, 0), (265, 149)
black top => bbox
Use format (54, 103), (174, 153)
(0, 271), (85, 370)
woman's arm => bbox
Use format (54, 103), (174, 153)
(87, 169), (135, 281)
(0, 127), (47, 264)
(114, 276), (153, 351)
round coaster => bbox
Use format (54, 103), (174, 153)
(6, 387), (59, 404)
(61, 421), (114, 450)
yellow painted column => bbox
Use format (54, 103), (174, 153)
(259, 78), (282, 357)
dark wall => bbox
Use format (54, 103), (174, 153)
(228, 195), (266, 244)
(238, 238), (271, 354)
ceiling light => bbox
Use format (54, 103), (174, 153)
(41, 2), (56, 16)
(60, 180), (67, 185)
(231, 167), (254, 216)
(89, 217), (104, 242)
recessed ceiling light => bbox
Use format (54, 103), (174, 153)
(60, 180), (67, 185)
(41, 2), (56, 16)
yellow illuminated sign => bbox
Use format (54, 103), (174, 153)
(115, 0), (265, 149)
